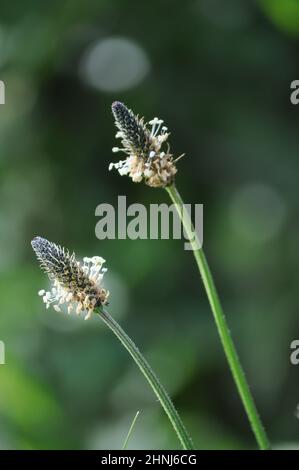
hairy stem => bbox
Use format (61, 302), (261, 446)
(166, 183), (270, 450)
(97, 307), (194, 450)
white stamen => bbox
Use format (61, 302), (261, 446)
(91, 256), (105, 265)
(67, 304), (73, 314)
(144, 169), (154, 178)
(76, 303), (82, 315)
(84, 310), (92, 321)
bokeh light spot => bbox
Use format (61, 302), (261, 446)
(229, 183), (287, 243)
(80, 37), (150, 92)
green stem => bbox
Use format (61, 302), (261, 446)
(122, 410), (140, 449)
(166, 183), (270, 450)
(97, 307), (194, 450)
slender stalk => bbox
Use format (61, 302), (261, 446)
(166, 183), (270, 450)
(97, 307), (194, 450)
(122, 411), (140, 449)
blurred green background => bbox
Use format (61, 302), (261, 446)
(1, 0), (299, 450)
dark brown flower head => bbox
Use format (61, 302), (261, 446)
(110, 102), (183, 188)
(31, 236), (109, 320)
(111, 101), (149, 154)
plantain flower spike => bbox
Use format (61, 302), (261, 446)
(109, 101), (183, 188)
(31, 237), (109, 320)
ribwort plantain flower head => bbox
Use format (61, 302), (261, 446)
(31, 236), (109, 320)
(109, 101), (182, 188)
